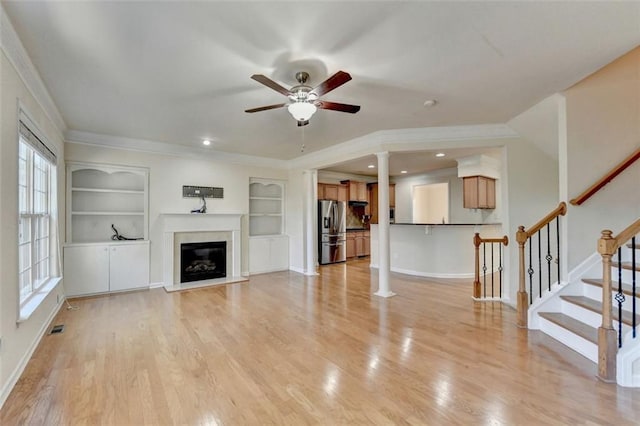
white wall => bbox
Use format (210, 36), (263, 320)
(503, 138), (559, 303)
(0, 50), (66, 405)
(64, 143), (288, 284)
(563, 47), (640, 270)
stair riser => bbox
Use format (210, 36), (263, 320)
(583, 284), (640, 312)
(611, 267), (640, 284)
(561, 301), (603, 328)
(539, 317), (598, 363)
(560, 300), (633, 333)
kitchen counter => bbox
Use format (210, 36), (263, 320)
(347, 227), (368, 232)
(392, 222), (502, 226)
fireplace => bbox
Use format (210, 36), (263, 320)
(180, 241), (227, 283)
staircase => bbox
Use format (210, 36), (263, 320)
(533, 241), (640, 386)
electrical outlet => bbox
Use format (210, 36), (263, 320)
(57, 294), (61, 304)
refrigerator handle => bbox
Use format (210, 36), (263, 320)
(332, 203), (337, 233)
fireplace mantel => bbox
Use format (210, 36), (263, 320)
(160, 213), (245, 290)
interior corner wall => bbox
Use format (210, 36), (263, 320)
(504, 137), (559, 303)
(563, 47), (640, 270)
(0, 51), (66, 406)
(64, 143), (289, 284)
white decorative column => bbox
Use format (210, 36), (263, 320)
(303, 169), (319, 275)
(375, 151), (395, 297)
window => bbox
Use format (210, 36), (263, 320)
(18, 120), (57, 306)
(412, 182), (449, 224)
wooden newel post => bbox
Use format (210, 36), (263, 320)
(597, 229), (617, 382)
(516, 226), (529, 328)
(473, 233), (482, 298)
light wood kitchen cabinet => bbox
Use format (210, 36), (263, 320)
(346, 233), (356, 258)
(318, 183), (347, 202)
(363, 231), (370, 256)
(368, 183), (396, 224)
(337, 185), (348, 203)
(346, 230), (370, 258)
(341, 180), (368, 202)
(324, 184), (339, 201)
(463, 176), (496, 209)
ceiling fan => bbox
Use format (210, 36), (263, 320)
(245, 70), (360, 126)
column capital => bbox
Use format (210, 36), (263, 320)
(375, 151), (390, 159)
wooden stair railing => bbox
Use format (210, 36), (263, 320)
(473, 233), (508, 300)
(516, 202), (568, 327)
(597, 218), (640, 382)
(570, 146), (640, 206)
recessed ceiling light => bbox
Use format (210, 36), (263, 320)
(435, 152), (445, 157)
(202, 139), (211, 146)
(368, 164), (375, 169)
(401, 170), (408, 174)
(423, 99), (437, 108)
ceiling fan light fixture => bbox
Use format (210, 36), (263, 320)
(288, 102), (317, 122)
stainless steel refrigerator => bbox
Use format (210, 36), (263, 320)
(318, 200), (346, 265)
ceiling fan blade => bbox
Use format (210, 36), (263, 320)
(297, 120), (309, 127)
(316, 101), (361, 114)
(244, 104), (286, 112)
(312, 71), (352, 97)
(250, 74), (291, 96)
(245, 103), (287, 113)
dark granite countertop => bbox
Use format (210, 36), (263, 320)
(391, 223), (501, 226)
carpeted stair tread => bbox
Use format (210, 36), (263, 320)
(539, 312), (598, 344)
(561, 295), (640, 327)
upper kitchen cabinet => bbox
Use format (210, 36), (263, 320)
(463, 176), (496, 209)
(341, 180), (368, 202)
(318, 183), (347, 202)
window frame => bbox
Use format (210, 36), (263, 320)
(17, 112), (60, 318)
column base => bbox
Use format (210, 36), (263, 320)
(374, 290), (396, 298)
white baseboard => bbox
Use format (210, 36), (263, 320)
(289, 266), (318, 276)
(149, 282), (164, 289)
(370, 263), (474, 279)
(0, 299), (64, 410)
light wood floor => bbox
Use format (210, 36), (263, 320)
(2, 259), (639, 425)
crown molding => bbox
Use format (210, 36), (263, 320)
(289, 124), (519, 171)
(65, 130), (289, 169)
(0, 5), (66, 136)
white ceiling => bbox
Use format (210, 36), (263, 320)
(3, 1), (639, 163)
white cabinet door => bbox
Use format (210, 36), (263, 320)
(269, 236), (289, 272)
(249, 237), (271, 274)
(109, 243), (150, 292)
(63, 245), (109, 296)
(249, 236), (289, 274)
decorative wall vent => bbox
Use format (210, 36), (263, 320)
(183, 185), (224, 199)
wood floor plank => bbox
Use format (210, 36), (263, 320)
(2, 258), (640, 425)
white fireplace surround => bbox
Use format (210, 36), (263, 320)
(160, 214), (243, 289)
